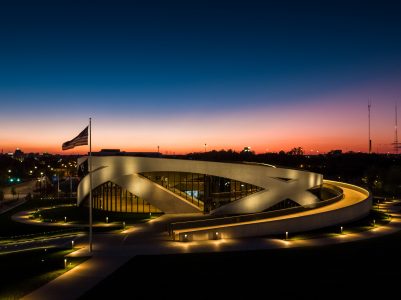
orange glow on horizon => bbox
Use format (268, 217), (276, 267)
(1, 93), (398, 155)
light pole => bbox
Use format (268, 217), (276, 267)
(204, 143), (207, 153)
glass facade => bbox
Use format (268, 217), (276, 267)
(140, 171), (263, 213)
(92, 181), (162, 213)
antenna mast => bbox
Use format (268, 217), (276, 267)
(368, 100), (372, 154)
(395, 103), (399, 154)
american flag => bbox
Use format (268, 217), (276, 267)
(62, 126), (88, 150)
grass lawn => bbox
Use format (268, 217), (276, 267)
(0, 247), (89, 299)
(0, 196), (154, 239)
(0, 197), (79, 238)
(31, 206), (163, 224)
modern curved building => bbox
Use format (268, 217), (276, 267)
(77, 156), (323, 215)
(77, 156), (372, 240)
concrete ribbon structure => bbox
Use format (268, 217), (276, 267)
(77, 156), (323, 215)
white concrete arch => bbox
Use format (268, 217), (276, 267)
(77, 156), (323, 215)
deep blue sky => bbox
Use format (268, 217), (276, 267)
(1, 0), (401, 153)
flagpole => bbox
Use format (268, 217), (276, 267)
(89, 117), (93, 253)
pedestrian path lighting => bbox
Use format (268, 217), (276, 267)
(285, 231), (288, 240)
(372, 219), (375, 227)
(340, 226), (343, 234)
(71, 240), (74, 248)
(106, 216), (109, 223)
(64, 216), (67, 223)
(64, 258), (67, 268)
(123, 221), (125, 229)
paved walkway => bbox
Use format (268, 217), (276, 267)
(23, 200), (401, 300)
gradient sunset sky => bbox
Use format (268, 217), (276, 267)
(1, 0), (401, 154)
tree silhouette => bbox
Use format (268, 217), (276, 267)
(287, 147), (304, 156)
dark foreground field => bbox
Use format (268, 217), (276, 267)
(80, 230), (401, 299)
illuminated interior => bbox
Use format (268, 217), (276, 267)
(140, 171), (263, 213)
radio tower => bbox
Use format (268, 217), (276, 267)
(368, 100), (372, 154)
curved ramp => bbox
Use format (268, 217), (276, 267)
(173, 180), (372, 241)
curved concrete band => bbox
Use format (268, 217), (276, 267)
(174, 180), (372, 241)
(77, 156), (323, 215)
